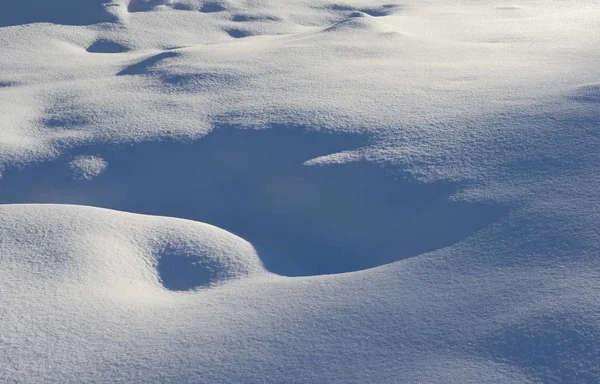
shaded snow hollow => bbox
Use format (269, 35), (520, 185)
(0, 127), (508, 276)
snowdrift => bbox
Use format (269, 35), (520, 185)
(1, 0), (600, 382)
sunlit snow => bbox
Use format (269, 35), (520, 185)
(1, 0), (599, 383)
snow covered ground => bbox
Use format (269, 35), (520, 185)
(1, 0), (599, 382)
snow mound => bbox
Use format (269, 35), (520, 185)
(117, 50), (182, 76)
(0, 204), (266, 293)
(324, 3), (404, 17)
(224, 27), (253, 38)
(86, 39), (131, 53)
(69, 155), (107, 180)
(323, 12), (395, 33)
(116, 49), (246, 91)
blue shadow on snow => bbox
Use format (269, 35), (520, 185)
(0, 126), (508, 277)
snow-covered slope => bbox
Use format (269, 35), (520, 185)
(1, 0), (599, 383)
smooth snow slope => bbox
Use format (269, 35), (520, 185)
(1, 0), (600, 383)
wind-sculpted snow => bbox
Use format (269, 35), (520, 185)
(0, 127), (508, 276)
(0, 204), (265, 291)
(1, 0), (600, 383)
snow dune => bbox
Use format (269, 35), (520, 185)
(1, 0), (600, 382)
(0, 204), (265, 292)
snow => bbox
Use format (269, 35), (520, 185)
(1, 0), (599, 383)
(69, 155), (108, 179)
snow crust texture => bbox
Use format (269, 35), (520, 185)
(1, 0), (600, 383)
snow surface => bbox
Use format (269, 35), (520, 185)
(1, 0), (599, 382)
